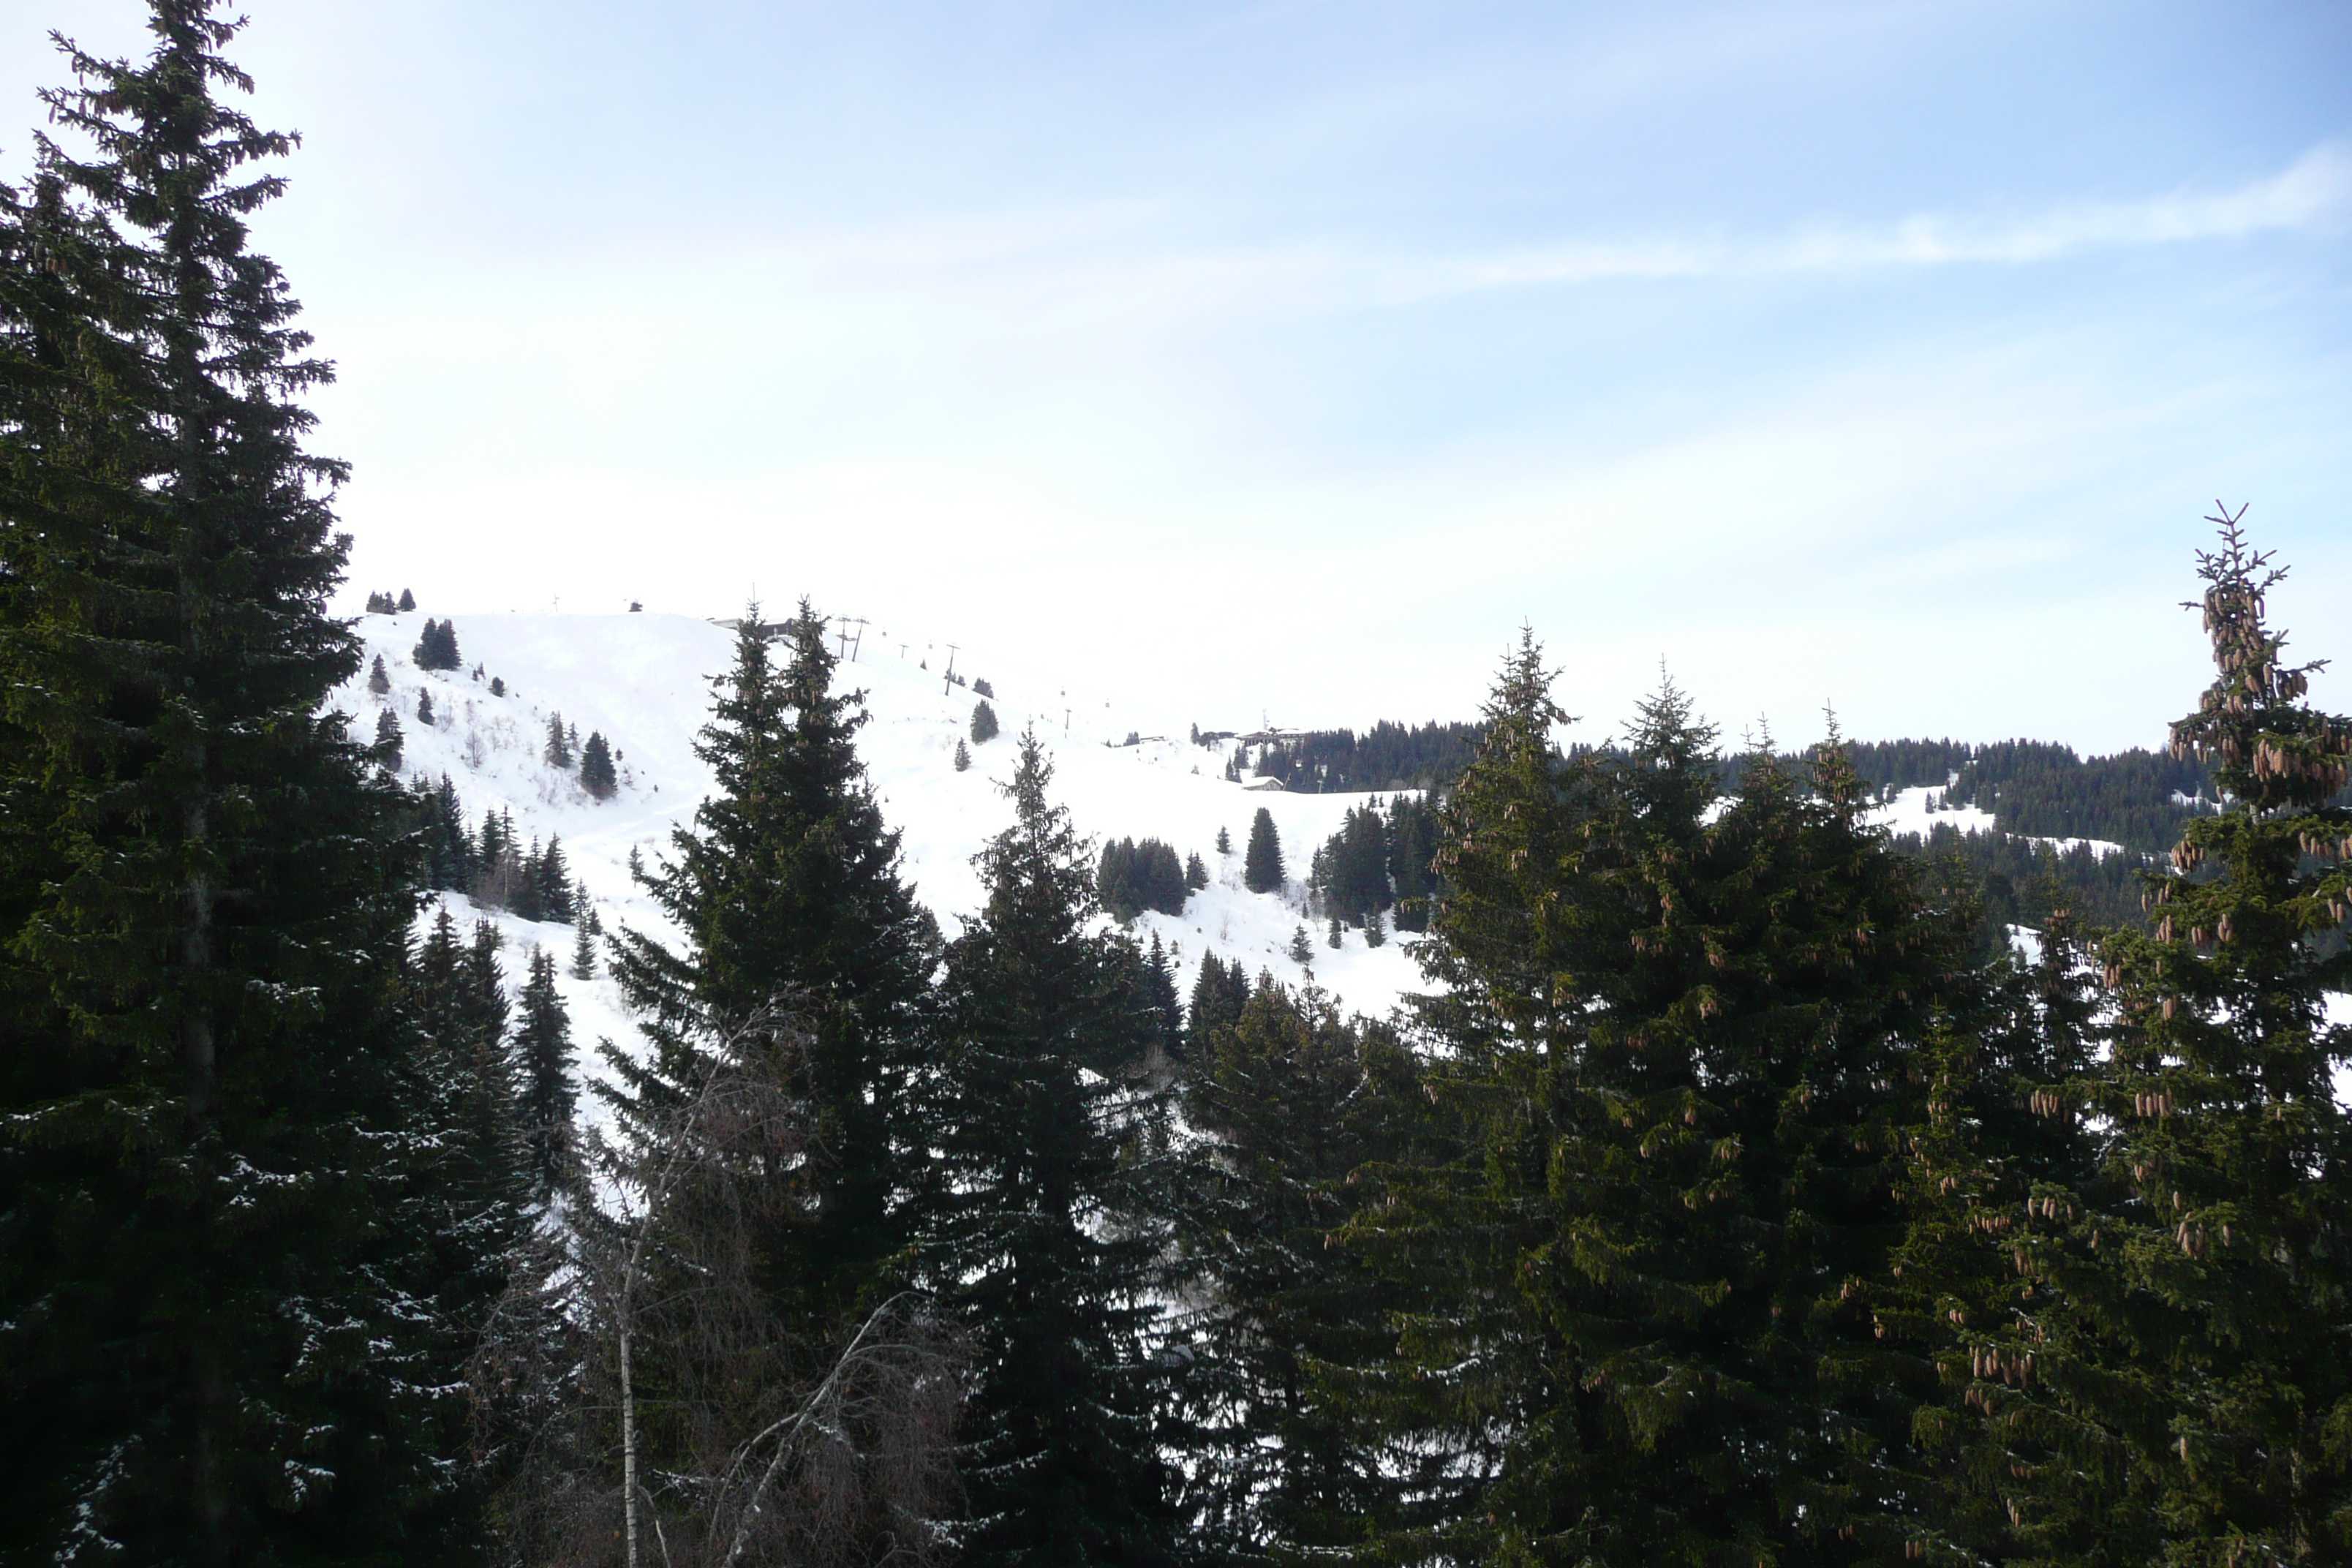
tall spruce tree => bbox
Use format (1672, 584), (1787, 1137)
(2025, 514), (2352, 1564)
(1245, 807), (1285, 894)
(1342, 640), (1975, 1564)
(0, 6), (461, 1554)
(1177, 976), (1431, 1560)
(607, 598), (935, 1332)
(513, 946), (576, 1201)
(923, 733), (1183, 1566)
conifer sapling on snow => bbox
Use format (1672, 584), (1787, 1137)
(398, 587), (415, 611)
(954, 738), (971, 772)
(367, 652), (390, 694)
(373, 708), (404, 771)
(970, 698), (1000, 745)
(1245, 807), (1285, 894)
(1288, 924), (1314, 965)
(417, 687), (434, 725)
(578, 730), (617, 800)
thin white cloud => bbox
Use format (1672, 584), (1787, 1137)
(1444, 140), (2352, 292)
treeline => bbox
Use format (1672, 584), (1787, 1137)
(1828, 736), (2223, 851)
(1243, 719), (1485, 791)
(1099, 836), (1196, 920)
(410, 774), (594, 924)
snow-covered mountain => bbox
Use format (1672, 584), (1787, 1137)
(332, 611), (1428, 1108)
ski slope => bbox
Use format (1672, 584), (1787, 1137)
(331, 611), (1428, 1098)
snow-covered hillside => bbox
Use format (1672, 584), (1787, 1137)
(332, 611), (1428, 1098)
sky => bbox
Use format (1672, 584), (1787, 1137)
(3, 1), (2347, 755)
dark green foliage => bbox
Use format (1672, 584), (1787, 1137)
(922, 734), (1182, 1566)
(398, 587), (414, 611)
(1250, 720), (1485, 793)
(413, 615), (462, 671)
(578, 729), (617, 800)
(488, 674), (505, 697)
(1244, 807), (1284, 894)
(569, 913), (598, 981)
(512, 946), (575, 1199)
(374, 706), (404, 770)
(1327, 913), (1343, 949)
(1098, 836), (1188, 921)
(1386, 792), (1440, 932)
(1217, 824), (1233, 856)
(1186, 850), (1209, 890)
(422, 774), (475, 892)
(542, 711), (572, 769)
(1137, 931), (1186, 1065)
(534, 834), (574, 923)
(0, 7), (470, 1550)
(1339, 637), (1975, 1565)
(369, 651), (391, 693)
(1363, 905), (1385, 947)
(1311, 802), (1392, 926)
(1188, 951), (1254, 1060)
(973, 677), (994, 698)
(2030, 514), (2352, 1564)
(954, 737), (971, 772)
(366, 589), (389, 613)
(1287, 924), (1313, 964)
(1890, 821), (2149, 936)
(1176, 976), (1431, 1558)
(417, 685), (435, 725)
(607, 599), (935, 1330)
(971, 698), (1000, 745)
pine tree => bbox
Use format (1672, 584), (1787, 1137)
(543, 710), (572, 769)
(1177, 977), (1430, 1556)
(426, 774), (472, 892)
(1363, 903), (1385, 947)
(1245, 807), (1285, 894)
(570, 913), (598, 981)
(0, 7), (466, 1553)
(1327, 912), (1343, 949)
(2024, 514), (2352, 1564)
(971, 698), (1000, 745)
(417, 686), (434, 725)
(535, 832), (573, 922)
(1217, 824), (1233, 856)
(1187, 850), (1210, 890)
(954, 737), (972, 772)
(513, 946), (576, 1200)
(923, 734), (1182, 1565)
(1341, 643), (1973, 1564)
(1188, 951), (1253, 1059)
(608, 599), (935, 1334)
(374, 706), (404, 771)
(488, 674), (505, 697)
(398, 587), (415, 611)
(1287, 923), (1313, 965)
(369, 651), (391, 693)
(578, 729), (617, 800)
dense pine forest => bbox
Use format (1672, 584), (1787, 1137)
(6, 6), (2352, 1567)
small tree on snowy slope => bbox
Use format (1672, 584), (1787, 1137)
(368, 652), (391, 694)
(513, 946), (576, 1200)
(1245, 807), (1285, 894)
(578, 731), (617, 800)
(543, 711), (573, 769)
(970, 698), (1000, 745)
(954, 737), (971, 772)
(374, 707), (404, 772)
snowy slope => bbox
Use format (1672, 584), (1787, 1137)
(1867, 784), (2129, 859)
(331, 611), (1428, 1102)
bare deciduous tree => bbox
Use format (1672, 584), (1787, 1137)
(470, 1003), (964, 1567)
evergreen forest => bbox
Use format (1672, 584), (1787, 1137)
(4, 8), (2352, 1568)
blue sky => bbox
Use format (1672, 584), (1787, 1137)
(4, 1), (2347, 751)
